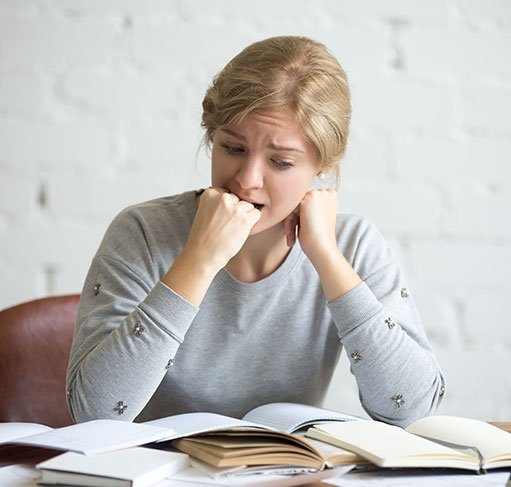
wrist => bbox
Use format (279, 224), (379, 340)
(311, 248), (363, 303)
(179, 246), (224, 277)
(305, 241), (340, 272)
(161, 249), (221, 308)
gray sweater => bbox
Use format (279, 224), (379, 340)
(66, 189), (445, 427)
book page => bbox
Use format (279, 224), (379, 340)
(299, 435), (360, 462)
(406, 416), (511, 461)
(307, 421), (476, 468)
(144, 412), (273, 440)
(324, 469), (511, 486)
(242, 403), (360, 433)
(165, 463), (354, 486)
(0, 422), (53, 445)
(10, 419), (173, 455)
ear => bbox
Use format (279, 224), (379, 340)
(315, 165), (331, 179)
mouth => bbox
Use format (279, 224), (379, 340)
(234, 193), (265, 211)
(240, 200), (264, 211)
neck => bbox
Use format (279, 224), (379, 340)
(226, 224), (291, 282)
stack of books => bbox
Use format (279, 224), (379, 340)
(2, 402), (511, 484)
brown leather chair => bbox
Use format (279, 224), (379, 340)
(0, 294), (80, 428)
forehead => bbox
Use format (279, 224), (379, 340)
(221, 108), (307, 144)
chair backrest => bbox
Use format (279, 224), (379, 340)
(0, 294), (80, 427)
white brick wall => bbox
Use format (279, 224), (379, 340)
(1, 0), (510, 422)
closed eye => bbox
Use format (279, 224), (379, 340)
(220, 144), (294, 171)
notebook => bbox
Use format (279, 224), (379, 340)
(305, 415), (511, 472)
(36, 447), (189, 487)
(0, 420), (175, 455)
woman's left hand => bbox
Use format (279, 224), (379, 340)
(283, 189), (339, 264)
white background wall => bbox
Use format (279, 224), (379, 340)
(1, 0), (510, 421)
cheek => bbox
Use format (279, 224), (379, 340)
(211, 152), (232, 186)
(266, 178), (309, 215)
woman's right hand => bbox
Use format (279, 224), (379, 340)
(183, 187), (262, 271)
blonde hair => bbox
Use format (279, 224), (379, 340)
(199, 35), (351, 188)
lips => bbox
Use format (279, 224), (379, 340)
(234, 193), (265, 210)
(244, 198), (264, 210)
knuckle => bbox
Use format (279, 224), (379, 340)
(220, 192), (232, 205)
(233, 205), (244, 217)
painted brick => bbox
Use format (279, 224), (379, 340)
(409, 241), (511, 289)
(464, 294), (511, 343)
(44, 173), (188, 220)
(402, 28), (511, 82)
(460, 85), (511, 134)
(446, 187), (511, 238)
(52, 0), (180, 16)
(0, 73), (46, 115)
(0, 265), (40, 311)
(128, 20), (254, 72)
(0, 172), (36, 218)
(406, 282), (462, 346)
(352, 77), (457, 131)
(339, 181), (445, 237)
(125, 122), (205, 173)
(341, 129), (391, 182)
(0, 120), (111, 172)
(61, 71), (189, 119)
(0, 220), (106, 310)
(435, 346), (511, 420)
(457, 0), (511, 28)
(393, 132), (511, 185)
(325, 0), (453, 24)
(0, 15), (119, 69)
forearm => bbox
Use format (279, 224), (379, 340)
(161, 249), (220, 307)
(68, 291), (180, 422)
(67, 257), (199, 422)
(329, 281), (444, 427)
(310, 247), (362, 303)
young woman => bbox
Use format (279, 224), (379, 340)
(66, 35), (445, 428)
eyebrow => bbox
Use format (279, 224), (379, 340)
(220, 128), (305, 154)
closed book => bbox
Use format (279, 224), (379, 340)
(36, 447), (189, 487)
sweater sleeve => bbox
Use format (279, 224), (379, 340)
(66, 209), (199, 423)
(327, 217), (445, 428)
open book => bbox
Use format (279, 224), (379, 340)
(144, 402), (363, 471)
(0, 420), (175, 455)
(305, 415), (511, 473)
(0, 402), (359, 465)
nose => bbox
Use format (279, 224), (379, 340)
(235, 158), (264, 190)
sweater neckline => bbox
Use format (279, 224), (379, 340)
(182, 189), (303, 294)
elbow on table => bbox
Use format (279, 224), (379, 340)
(65, 375), (137, 424)
(363, 374), (446, 428)
(67, 393), (138, 424)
